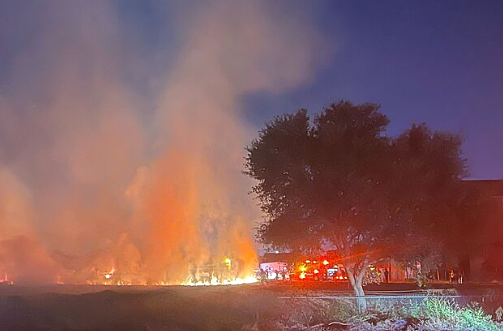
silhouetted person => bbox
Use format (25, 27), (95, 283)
(259, 269), (267, 284)
(384, 268), (389, 283)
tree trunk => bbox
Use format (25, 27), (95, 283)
(459, 253), (471, 281)
(346, 266), (367, 312)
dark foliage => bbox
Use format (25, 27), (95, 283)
(245, 101), (468, 300)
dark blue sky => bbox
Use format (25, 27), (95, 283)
(1, 0), (502, 179)
(242, 0), (503, 179)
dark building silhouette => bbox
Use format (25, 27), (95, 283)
(462, 180), (503, 280)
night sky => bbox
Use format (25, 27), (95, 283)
(1, 0), (502, 179)
(242, 1), (503, 179)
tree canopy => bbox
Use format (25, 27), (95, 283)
(245, 101), (467, 305)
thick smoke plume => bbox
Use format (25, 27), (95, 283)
(0, 1), (325, 284)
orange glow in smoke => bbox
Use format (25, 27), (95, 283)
(104, 267), (115, 280)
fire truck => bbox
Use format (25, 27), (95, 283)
(292, 257), (348, 281)
(292, 258), (386, 285)
(259, 252), (384, 284)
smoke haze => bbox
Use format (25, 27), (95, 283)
(0, 1), (326, 284)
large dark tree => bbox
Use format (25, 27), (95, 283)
(245, 101), (466, 310)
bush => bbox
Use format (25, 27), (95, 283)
(410, 297), (503, 331)
(281, 296), (503, 331)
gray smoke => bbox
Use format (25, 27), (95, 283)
(0, 0), (328, 284)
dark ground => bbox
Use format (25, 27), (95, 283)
(1, 282), (502, 331)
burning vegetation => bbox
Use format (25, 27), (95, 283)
(0, 1), (324, 286)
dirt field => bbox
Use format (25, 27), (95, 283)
(1, 283), (502, 331)
(0, 284), (283, 331)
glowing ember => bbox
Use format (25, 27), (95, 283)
(0, 273), (13, 285)
(104, 267), (115, 280)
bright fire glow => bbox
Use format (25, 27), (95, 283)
(104, 267), (115, 280)
(183, 275), (257, 286)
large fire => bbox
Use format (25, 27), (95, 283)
(77, 257), (259, 286)
(0, 0), (322, 287)
(0, 230), (258, 286)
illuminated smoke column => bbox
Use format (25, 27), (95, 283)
(0, 1), (326, 284)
